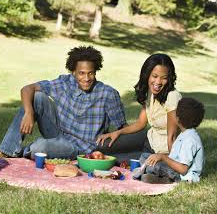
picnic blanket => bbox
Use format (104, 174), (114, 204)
(0, 158), (177, 195)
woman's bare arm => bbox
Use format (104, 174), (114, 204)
(167, 110), (178, 152)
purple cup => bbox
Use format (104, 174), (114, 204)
(35, 153), (47, 169)
(130, 159), (141, 171)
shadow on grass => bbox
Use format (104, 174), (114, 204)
(0, 22), (51, 40)
(181, 92), (217, 120)
(69, 16), (212, 56)
(0, 100), (22, 108)
(198, 126), (217, 177)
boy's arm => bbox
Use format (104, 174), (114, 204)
(146, 154), (189, 175)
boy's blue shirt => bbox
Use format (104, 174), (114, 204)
(169, 128), (204, 182)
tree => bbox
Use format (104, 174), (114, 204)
(47, 0), (83, 33)
(89, 0), (109, 39)
(115, 0), (132, 17)
(89, 2), (103, 39)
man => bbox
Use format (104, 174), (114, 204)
(0, 46), (145, 162)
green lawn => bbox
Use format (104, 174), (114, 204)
(0, 20), (217, 213)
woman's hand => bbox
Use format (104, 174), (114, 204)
(96, 130), (121, 147)
(145, 154), (164, 166)
(20, 112), (34, 134)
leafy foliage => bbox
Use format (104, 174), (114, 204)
(0, 0), (36, 23)
(197, 16), (217, 38)
(174, 0), (205, 27)
(133, 0), (176, 15)
(133, 0), (209, 29)
(0, 0), (50, 40)
(47, 0), (84, 15)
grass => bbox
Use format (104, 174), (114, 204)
(0, 17), (217, 213)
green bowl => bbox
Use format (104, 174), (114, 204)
(77, 155), (116, 173)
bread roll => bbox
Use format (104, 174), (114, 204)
(54, 164), (80, 177)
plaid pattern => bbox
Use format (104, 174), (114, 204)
(37, 74), (126, 153)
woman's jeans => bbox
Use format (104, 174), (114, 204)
(0, 92), (79, 159)
(140, 152), (181, 181)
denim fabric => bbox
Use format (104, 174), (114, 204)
(0, 107), (25, 157)
(140, 152), (181, 182)
(26, 136), (79, 159)
(0, 92), (79, 159)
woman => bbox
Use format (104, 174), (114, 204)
(97, 53), (182, 155)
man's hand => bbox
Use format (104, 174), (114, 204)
(96, 130), (121, 147)
(146, 154), (164, 166)
(20, 112), (34, 134)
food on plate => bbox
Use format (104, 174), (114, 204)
(92, 169), (123, 180)
(45, 158), (71, 165)
(45, 158), (71, 172)
(54, 164), (80, 177)
(110, 170), (122, 180)
(93, 169), (113, 178)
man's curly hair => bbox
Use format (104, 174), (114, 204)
(176, 97), (205, 129)
(65, 46), (103, 72)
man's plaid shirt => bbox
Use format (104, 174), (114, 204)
(37, 74), (126, 153)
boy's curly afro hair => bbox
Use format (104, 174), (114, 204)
(65, 46), (103, 72)
(176, 97), (205, 129)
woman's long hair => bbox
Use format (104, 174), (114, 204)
(134, 53), (177, 106)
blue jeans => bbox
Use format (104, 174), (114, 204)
(0, 92), (79, 159)
(140, 152), (181, 182)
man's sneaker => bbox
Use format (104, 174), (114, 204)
(0, 151), (9, 158)
(141, 174), (173, 184)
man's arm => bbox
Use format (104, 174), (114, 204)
(20, 83), (41, 134)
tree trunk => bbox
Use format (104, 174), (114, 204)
(56, 12), (63, 31)
(116, 0), (132, 17)
(89, 5), (102, 39)
(67, 13), (76, 34)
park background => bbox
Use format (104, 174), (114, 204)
(0, 0), (217, 213)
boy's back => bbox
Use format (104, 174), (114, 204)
(169, 128), (204, 182)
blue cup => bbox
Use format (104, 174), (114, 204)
(130, 159), (141, 171)
(35, 152), (47, 169)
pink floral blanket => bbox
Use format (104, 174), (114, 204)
(0, 158), (177, 195)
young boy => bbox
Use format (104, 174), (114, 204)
(134, 97), (205, 183)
